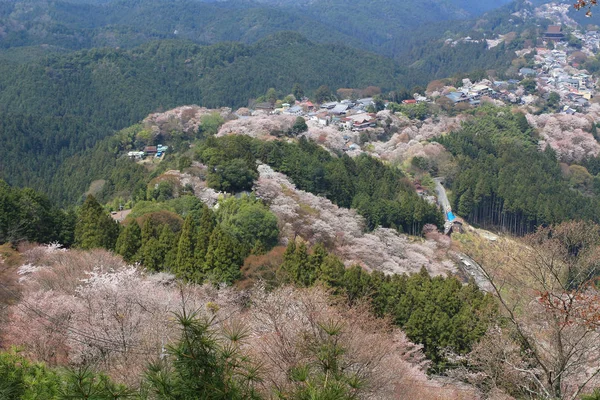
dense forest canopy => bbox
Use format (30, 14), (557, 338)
(0, 0), (512, 58)
(438, 108), (600, 235)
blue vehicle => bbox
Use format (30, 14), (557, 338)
(447, 211), (456, 221)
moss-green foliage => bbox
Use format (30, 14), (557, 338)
(74, 195), (119, 250)
(0, 349), (132, 400)
(0, 349), (60, 400)
(198, 113), (225, 138)
(0, 180), (75, 246)
(197, 135), (444, 235)
(115, 221), (142, 263)
(437, 107), (600, 235)
(216, 195), (279, 256)
(204, 226), (244, 285)
(583, 389), (600, 400)
(388, 102), (430, 120)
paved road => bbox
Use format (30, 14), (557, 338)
(433, 177), (450, 212)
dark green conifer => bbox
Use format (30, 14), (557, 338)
(115, 221), (142, 263)
(158, 224), (178, 272)
(74, 195), (119, 250)
(317, 254), (346, 290)
(204, 227), (242, 285)
(195, 205), (215, 267)
(176, 215), (196, 279)
(140, 237), (162, 271)
(141, 218), (156, 248)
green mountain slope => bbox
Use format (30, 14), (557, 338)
(0, 34), (417, 203)
(0, 0), (514, 59)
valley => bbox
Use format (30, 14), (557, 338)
(2, 0), (600, 399)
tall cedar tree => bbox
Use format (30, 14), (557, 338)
(74, 195), (119, 250)
(141, 237), (163, 271)
(176, 215), (196, 280)
(158, 224), (178, 271)
(204, 226), (242, 284)
(195, 205), (215, 270)
(139, 218), (156, 266)
(115, 221), (142, 263)
(141, 218), (156, 248)
(282, 240), (314, 286)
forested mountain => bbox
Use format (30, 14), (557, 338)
(0, 0), (360, 53)
(248, 0), (513, 47)
(0, 34), (418, 203)
(0, 0), (517, 61)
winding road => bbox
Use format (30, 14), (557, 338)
(433, 177), (493, 292)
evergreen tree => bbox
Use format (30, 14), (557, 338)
(204, 227), (243, 285)
(141, 237), (163, 271)
(316, 254), (346, 290)
(158, 224), (178, 272)
(457, 189), (474, 217)
(291, 117), (308, 135)
(146, 311), (262, 399)
(195, 205), (215, 268)
(141, 218), (156, 248)
(74, 195), (119, 250)
(309, 243), (327, 274)
(314, 85), (333, 103)
(176, 215), (197, 280)
(115, 221), (142, 263)
(292, 83), (304, 100)
(139, 218), (157, 266)
(281, 241), (312, 286)
(343, 265), (372, 305)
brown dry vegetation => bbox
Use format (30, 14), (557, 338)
(453, 222), (600, 399)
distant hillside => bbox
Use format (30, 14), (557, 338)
(0, 0), (513, 60)
(0, 0), (359, 52)
(0, 34), (417, 203)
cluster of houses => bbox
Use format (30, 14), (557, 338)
(441, 79), (527, 106)
(127, 144), (169, 160)
(441, 26), (598, 114)
(534, 49), (594, 112)
(260, 98), (380, 132)
(579, 30), (600, 52)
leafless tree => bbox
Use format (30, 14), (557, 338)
(465, 221), (600, 399)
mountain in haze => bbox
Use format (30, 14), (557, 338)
(0, 0), (515, 59)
